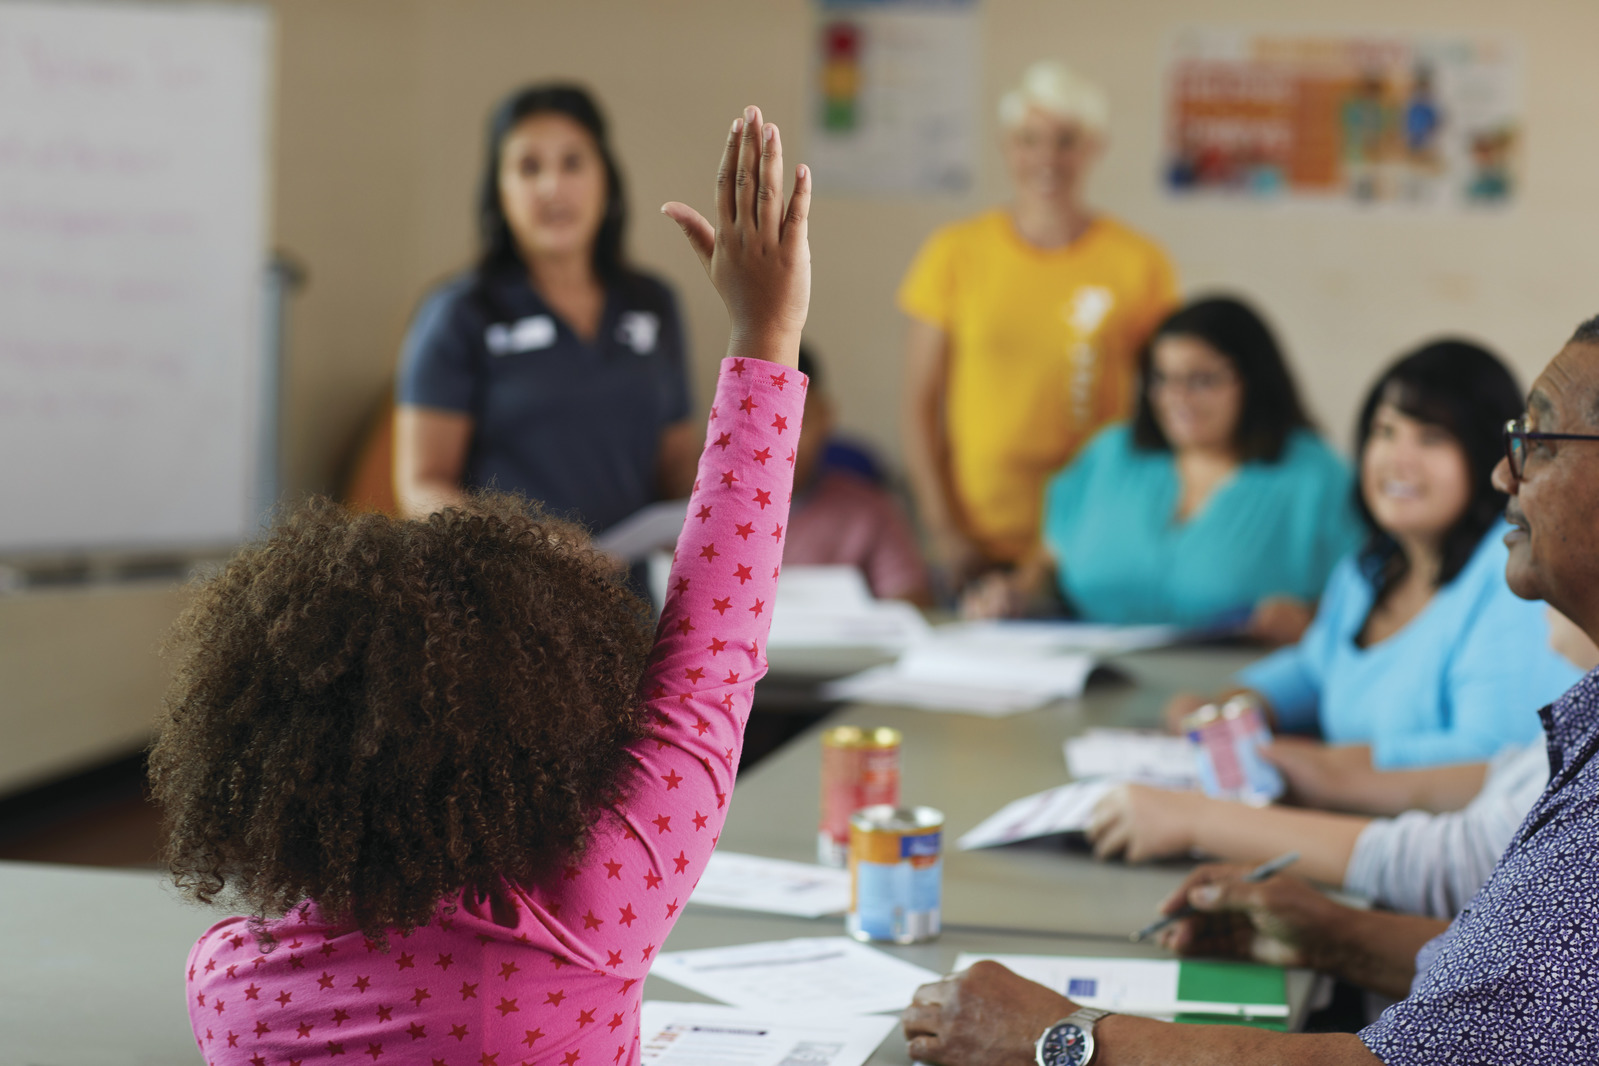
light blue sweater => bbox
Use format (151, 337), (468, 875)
(1239, 524), (1579, 768)
(1043, 425), (1363, 627)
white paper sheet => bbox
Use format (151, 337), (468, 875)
(650, 937), (940, 1016)
(952, 954), (1288, 1019)
(688, 852), (852, 918)
(1063, 729), (1201, 788)
(766, 566), (931, 650)
(639, 1002), (896, 1066)
(595, 499), (690, 561)
(930, 620), (1191, 655)
(956, 781), (1118, 850)
(820, 664), (1062, 715)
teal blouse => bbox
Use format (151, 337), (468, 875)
(1043, 425), (1363, 626)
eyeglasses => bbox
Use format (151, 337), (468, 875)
(1148, 370), (1237, 395)
(1502, 417), (1599, 480)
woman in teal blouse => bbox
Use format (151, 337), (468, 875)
(965, 296), (1362, 641)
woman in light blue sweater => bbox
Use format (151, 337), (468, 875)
(1170, 340), (1579, 769)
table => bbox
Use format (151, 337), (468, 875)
(0, 858), (1312, 1065)
(4, 644), (1312, 1064)
(729, 647), (1260, 938)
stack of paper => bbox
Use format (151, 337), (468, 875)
(955, 780), (1118, 850)
(687, 852), (851, 918)
(953, 953), (1288, 1027)
(1064, 728), (1201, 788)
(766, 566), (931, 651)
(639, 1002), (896, 1065)
(822, 625), (1102, 715)
(930, 619), (1191, 655)
(650, 936), (941, 1017)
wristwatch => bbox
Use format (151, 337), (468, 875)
(1035, 1007), (1114, 1066)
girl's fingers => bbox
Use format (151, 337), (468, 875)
(660, 202), (715, 274)
(757, 122), (784, 238)
(715, 116), (742, 227)
(736, 105), (763, 226)
(783, 162), (811, 248)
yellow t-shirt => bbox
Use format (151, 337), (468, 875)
(898, 210), (1178, 564)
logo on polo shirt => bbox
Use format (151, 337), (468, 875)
(486, 315), (557, 356)
(616, 311), (660, 355)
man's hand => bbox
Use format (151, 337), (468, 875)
(1155, 864), (1347, 970)
(1086, 784), (1199, 863)
(662, 105), (810, 369)
(1263, 738), (1375, 812)
(903, 961), (1075, 1066)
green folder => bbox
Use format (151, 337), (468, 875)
(1174, 959), (1289, 1031)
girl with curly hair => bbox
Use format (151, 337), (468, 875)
(158, 104), (811, 1065)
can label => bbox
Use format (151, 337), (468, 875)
(1185, 698), (1284, 804)
(818, 727), (901, 867)
(847, 805), (942, 944)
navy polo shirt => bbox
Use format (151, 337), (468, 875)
(397, 266), (691, 533)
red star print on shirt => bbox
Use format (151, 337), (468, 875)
(182, 357), (806, 1066)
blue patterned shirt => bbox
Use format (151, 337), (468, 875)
(1360, 667), (1599, 1064)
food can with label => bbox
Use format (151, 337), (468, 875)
(1182, 695), (1283, 805)
(818, 726), (902, 867)
(847, 805), (943, 944)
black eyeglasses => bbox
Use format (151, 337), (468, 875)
(1502, 417), (1599, 480)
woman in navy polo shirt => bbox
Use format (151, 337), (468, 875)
(395, 84), (697, 533)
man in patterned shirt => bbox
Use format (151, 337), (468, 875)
(902, 317), (1599, 1065)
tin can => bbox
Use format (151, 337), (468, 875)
(818, 726), (902, 867)
(1182, 695), (1284, 805)
(847, 805), (943, 944)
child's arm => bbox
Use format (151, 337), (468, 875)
(540, 106), (810, 977)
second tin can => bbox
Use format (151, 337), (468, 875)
(818, 726), (902, 867)
(846, 804), (943, 944)
(1182, 695), (1284, 805)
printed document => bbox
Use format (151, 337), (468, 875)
(688, 852), (851, 918)
(952, 953), (1288, 1019)
(956, 781), (1118, 849)
(1064, 729), (1201, 788)
(651, 936), (940, 1016)
(639, 1001), (895, 1066)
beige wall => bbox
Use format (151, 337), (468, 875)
(9, 0), (1599, 790)
(268, 0), (1599, 498)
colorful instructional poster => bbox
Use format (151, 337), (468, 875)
(1163, 30), (1521, 208)
(809, 0), (978, 195)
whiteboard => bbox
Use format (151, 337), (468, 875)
(0, 0), (271, 554)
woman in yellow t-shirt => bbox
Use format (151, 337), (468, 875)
(899, 60), (1177, 588)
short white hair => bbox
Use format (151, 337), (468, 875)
(998, 60), (1108, 133)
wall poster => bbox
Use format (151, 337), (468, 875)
(1164, 30), (1521, 209)
(809, 0), (978, 196)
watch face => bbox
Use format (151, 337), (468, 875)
(1040, 1022), (1090, 1066)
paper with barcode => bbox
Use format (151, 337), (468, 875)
(639, 1001), (895, 1065)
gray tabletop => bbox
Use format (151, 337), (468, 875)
(0, 859), (1310, 1066)
(728, 647), (1260, 939)
(4, 645), (1304, 1064)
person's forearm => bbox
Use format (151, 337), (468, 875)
(1098, 1017), (1376, 1066)
(1315, 907), (1446, 998)
(1338, 762), (1488, 817)
(1188, 799), (1366, 887)
(395, 477), (468, 519)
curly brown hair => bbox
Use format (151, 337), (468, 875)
(149, 494), (653, 939)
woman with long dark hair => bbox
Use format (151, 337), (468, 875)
(394, 84), (698, 530)
(1164, 340), (1580, 768)
(963, 295), (1361, 640)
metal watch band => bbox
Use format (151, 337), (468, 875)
(1035, 1007), (1115, 1066)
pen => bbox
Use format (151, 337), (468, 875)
(1129, 851), (1300, 943)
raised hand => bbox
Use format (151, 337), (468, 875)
(662, 105), (811, 369)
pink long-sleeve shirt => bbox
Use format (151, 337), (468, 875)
(185, 356), (805, 1066)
